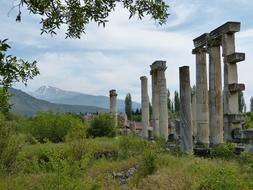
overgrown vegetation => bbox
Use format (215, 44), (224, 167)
(0, 111), (253, 189)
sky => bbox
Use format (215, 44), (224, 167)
(0, 0), (253, 108)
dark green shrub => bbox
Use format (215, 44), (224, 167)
(86, 113), (116, 138)
(139, 150), (157, 177)
(26, 112), (85, 143)
(210, 143), (236, 160)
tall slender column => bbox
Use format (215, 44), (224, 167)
(150, 61), (168, 140)
(191, 92), (197, 141)
(158, 68), (168, 140)
(140, 76), (150, 139)
(109, 89), (118, 127)
(193, 48), (209, 145)
(209, 42), (223, 145)
(179, 66), (193, 152)
(150, 68), (160, 137)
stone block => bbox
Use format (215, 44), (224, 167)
(193, 33), (209, 48)
(226, 52), (245, 63)
(210, 21), (240, 39)
(228, 83), (245, 93)
(225, 114), (245, 124)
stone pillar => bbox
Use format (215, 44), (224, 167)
(191, 92), (197, 141)
(150, 69), (160, 137)
(221, 23), (245, 141)
(158, 69), (168, 140)
(150, 61), (168, 140)
(179, 66), (193, 152)
(193, 48), (209, 146)
(208, 42), (224, 145)
(140, 76), (149, 139)
(109, 89), (118, 127)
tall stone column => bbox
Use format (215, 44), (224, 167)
(109, 89), (118, 127)
(179, 66), (193, 152)
(158, 68), (168, 140)
(191, 92), (197, 141)
(150, 68), (160, 137)
(140, 76), (150, 139)
(150, 61), (168, 140)
(208, 42), (223, 145)
(221, 22), (245, 141)
(193, 48), (209, 146)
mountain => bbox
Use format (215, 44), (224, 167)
(29, 86), (141, 111)
(9, 88), (108, 116)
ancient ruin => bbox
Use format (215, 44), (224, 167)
(150, 61), (168, 140)
(109, 89), (118, 127)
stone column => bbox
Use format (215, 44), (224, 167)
(150, 69), (160, 137)
(150, 61), (168, 140)
(179, 66), (193, 152)
(140, 76), (150, 139)
(109, 89), (118, 127)
(208, 42), (223, 145)
(158, 68), (168, 140)
(221, 23), (245, 141)
(191, 92), (197, 141)
(193, 48), (209, 146)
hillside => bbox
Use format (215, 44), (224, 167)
(9, 88), (108, 115)
(29, 86), (141, 111)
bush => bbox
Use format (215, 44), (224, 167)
(210, 143), (236, 160)
(87, 113), (116, 138)
(138, 150), (157, 177)
(26, 112), (86, 143)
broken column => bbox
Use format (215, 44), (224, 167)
(192, 47), (209, 146)
(140, 76), (150, 139)
(109, 89), (118, 127)
(179, 66), (193, 152)
(218, 22), (245, 141)
(208, 40), (223, 145)
(150, 61), (168, 140)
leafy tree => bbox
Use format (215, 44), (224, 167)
(238, 91), (246, 113)
(125, 93), (132, 120)
(174, 91), (180, 113)
(0, 39), (39, 114)
(250, 97), (253, 112)
(87, 113), (116, 138)
(14, 0), (169, 38)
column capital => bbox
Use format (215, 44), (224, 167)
(109, 89), (117, 97)
(150, 60), (167, 73)
(207, 38), (221, 47)
(140, 76), (148, 81)
(192, 47), (207, 54)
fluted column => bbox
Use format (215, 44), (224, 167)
(140, 76), (150, 139)
(193, 48), (209, 146)
(208, 42), (223, 145)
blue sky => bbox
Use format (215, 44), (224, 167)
(0, 0), (253, 108)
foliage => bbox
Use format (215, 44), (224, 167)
(0, 88), (11, 114)
(0, 39), (39, 89)
(26, 112), (86, 143)
(0, 39), (39, 114)
(210, 143), (236, 160)
(87, 113), (116, 138)
(167, 89), (172, 112)
(125, 93), (132, 120)
(174, 90), (180, 113)
(138, 150), (157, 177)
(244, 112), (253, 129)
(16, 0), (170, 38)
